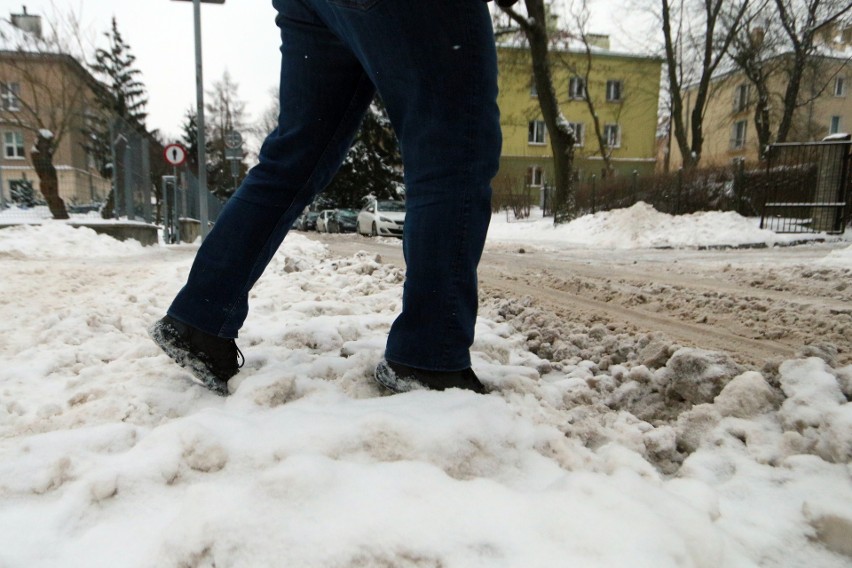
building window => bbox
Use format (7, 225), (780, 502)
(530, 76), (538, 97)
(606, 80), (623, 102)
(829, 116), (842, 135)
(731, 120), (747, 149)
(526, 165), (544, 187)
(567, 122), (584, 146)
(3, 131), (25, 159)
(604, 124), (620, 148)
(733, 84), (750, 112)
(1, 83), (21, 111)
(835, 77), (846, 97)
(569, 76), (586, 100)
(528, 120), (546, 145)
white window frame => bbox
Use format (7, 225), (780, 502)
(603, 123), (621, 148)
(835, 77), (846, 97)
(568, 76), (586, 100)
(606, 80), (623, 102)
(829, 115), (842, 135)
(733, 84), (750, 113)
(1, 83), (21, 111)
(567, 122), (585, 146)
(528, 120), (546, 145)
(527, 165), (544, 187)
(731, 120), (748, 149)
(3, 131), (25, 159)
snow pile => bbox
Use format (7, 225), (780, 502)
(0, 224), (851, 567)
(819, 244), (852, 268)
(488, 202), (826, 249)
(0, 222), (145, 259)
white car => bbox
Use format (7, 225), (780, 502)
(316, 209), (335, 233)
(357, 199), (406, 237)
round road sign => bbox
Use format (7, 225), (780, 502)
(164, 143), (188, 166)
(225, 130), (243, 149)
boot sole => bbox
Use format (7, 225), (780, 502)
(373, 360), (429, 394)
(148, 319), (230, 396)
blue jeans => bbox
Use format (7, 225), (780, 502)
(168, 0), (502, 372)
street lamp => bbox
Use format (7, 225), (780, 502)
(172, 0), (225, 239)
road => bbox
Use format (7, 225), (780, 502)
(309, 232), (852, 367)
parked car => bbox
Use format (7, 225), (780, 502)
(316, 209), (336, 233)
(357, 199), (406, 237)
(327, 208), (358, 233)
(295, 211), (319, 231)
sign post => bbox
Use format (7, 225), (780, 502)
(171, 0), (225, 239)
(224, 129), (243, 194)
(163, 143), (188, 244)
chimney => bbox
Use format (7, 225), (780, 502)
(586, 34), (611, 50)
(11, 5), (43, 39)
(751, 26), (765, 48)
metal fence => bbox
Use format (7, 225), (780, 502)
(160, 168), (225, 243)
(109, 117), (153, 222)
(759, 138), (851, 234)
(541, 161), (757, 219)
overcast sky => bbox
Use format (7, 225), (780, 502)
(8, 1), (656, 146)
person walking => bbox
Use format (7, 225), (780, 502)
(149, 0), (516, 396)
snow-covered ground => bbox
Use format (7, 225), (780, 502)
(1, 205), (851, 567)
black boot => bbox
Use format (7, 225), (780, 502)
(148, 316), (244, 396)
(374, 359), (487, 394)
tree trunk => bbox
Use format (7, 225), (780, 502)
(31, 133), (69, 220)
(775, 52), (806, 143)
(516, 0), (577, 224)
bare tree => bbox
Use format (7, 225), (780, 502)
(726, 1), (781, 154)
(726, 0), (849, 152)
(205, 70), (249, 198)
(0, 15), (95, 219)
(661, 0), (749, 169)
(550, 0), (622, 177)
(500, 0), (578, 223)
(773, 0), (850, 142)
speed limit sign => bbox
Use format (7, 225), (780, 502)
(164, 143), (188, 166)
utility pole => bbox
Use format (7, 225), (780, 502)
(172, 0), (224, 240)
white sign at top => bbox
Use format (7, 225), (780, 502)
(164, 143), (188, 166)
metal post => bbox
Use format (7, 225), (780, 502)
(141, 137), (151, 222)
(109, 120), (119, 219)
(124, 143), (134, 220)
(192, 0), (210, 239)
(590, 174), (596, 214)
(632, 170), (638, 205)
(0, 164), (6, 209)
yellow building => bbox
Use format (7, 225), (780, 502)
(672, 53), (850, 168)
(0, 49), (110, 207)
(495, 38), (662, 201)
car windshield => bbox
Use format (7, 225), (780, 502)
(377, 200), (405, 212)
(337, 209), (357, 220)
(307, 212), (319, 220)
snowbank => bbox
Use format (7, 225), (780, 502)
(487, 202), (829, 249)
(0, 222), (850, 567)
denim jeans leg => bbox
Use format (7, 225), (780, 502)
(167, 1), (375, 338)
(312, 0), (502, 371)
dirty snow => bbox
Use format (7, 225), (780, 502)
(1, 204), (851, 567)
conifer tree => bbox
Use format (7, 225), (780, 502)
(322, 96), (403, 209)
(85, 17), (149, 216)
(90, 17), (148, 126)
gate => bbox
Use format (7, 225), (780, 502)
(760, 137), (852, 234)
